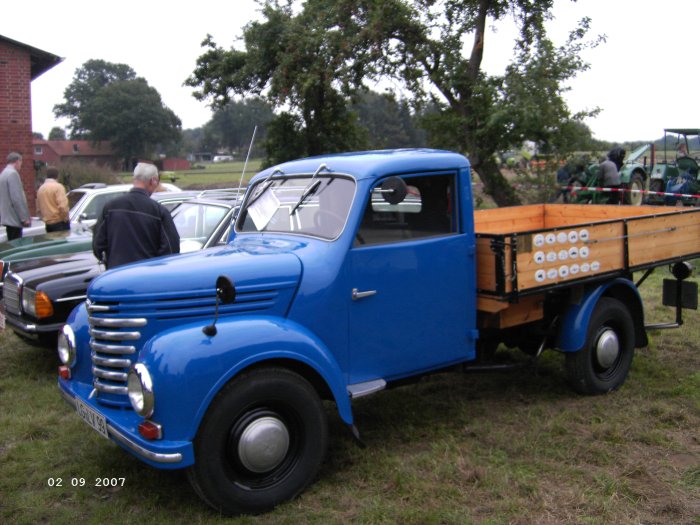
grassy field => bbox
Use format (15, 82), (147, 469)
(0, 267), (697, 524)
(118, 160), (264, 190)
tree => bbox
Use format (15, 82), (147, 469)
(54, 60), (182, 166)
(203, 98), (274, 156)
(186, 3), (368, 166)
(351, 92), (426, 149)
(188, 0), (601, 205)
(48, 127), (66, 141)
(54, 59), (137, 139)
(80, 79), (182, 166)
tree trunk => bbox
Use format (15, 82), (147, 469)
(471, 156), (521, 207)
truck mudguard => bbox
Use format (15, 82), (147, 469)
(136, 315), (353, 439)
(556, 277), (644, 352)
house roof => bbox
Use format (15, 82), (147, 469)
(34, 139), (114, 157)
(0, 34), (63, 79)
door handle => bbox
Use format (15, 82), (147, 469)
(352, 288), (377, 301)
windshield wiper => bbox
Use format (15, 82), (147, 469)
(289, 179), (322, 215)
(289, 163), (329, 215)
(247, 168), (283, 207)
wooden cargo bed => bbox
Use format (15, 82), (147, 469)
(474, 204), (700, 316)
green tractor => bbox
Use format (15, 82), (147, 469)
(566, 144), (652, 205)
(647, 128), (700, 206)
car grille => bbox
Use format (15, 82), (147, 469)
(3, 273), (22, 316)
(86, 284), (287, 408)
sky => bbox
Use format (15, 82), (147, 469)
(3, 0), (699, 144)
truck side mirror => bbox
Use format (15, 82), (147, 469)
(380, 177), (408, 205)
(202, 275), (236, 336)
(216, 275), (236, 303)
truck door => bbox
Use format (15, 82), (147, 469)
(348, 172), (476, 383)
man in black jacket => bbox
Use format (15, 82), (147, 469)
(93, 163), (180, 269)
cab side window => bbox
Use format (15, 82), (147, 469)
(355, 174), (457, 246)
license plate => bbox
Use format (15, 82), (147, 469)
(76, 398), (109, 439)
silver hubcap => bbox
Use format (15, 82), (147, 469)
(237, 416), (290, 473)
(595, 328), (620, 369)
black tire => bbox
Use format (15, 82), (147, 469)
(565, 297), (635, 395)
(187, 367), (328, 515)
(625, 173), (644, 206)
(649, 179), (665, 202)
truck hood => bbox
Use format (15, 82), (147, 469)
(88, 236), (305, 305)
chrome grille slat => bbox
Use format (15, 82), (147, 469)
(92, 355), (132, 368)
(89, 328), (141, 341)
(92, 366), (128, 382)
(94, 379), (128, 395)
(89, 316), (147, 328)
(90, 341), (136, 355)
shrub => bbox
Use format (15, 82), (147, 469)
(38, 161), (121, 190)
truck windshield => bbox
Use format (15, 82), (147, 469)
(236, 175), (355, 240)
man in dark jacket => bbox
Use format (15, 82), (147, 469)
(93, 162), (180, 269)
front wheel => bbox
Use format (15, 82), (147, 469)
(565, 297), (635, 395)
(625, 173), (645, 206)
(188, 367), (328, 515)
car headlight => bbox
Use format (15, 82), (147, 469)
(57, 324), (76, 367)
(21, 288), (54, 319)
(128, 364), (155, 417)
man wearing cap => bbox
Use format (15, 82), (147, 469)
(0, 152), (31, 240)
(37, 166), (70, 232)
(93, 162), (180, 269)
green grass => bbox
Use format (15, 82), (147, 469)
(118, 160), (264, 190)
(0, 270), (698, 524)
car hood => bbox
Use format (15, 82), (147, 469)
(0, 230), (93, 262)
(88, 236), (305, 305)
(9, 251), (101, 291)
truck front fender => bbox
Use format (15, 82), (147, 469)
(138, 316), (352, 442)
(556, 278), (646, 352)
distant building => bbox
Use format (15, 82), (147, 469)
(0, 34), (62, 213)
(159, 158), (191, 171)
(33, 139), (121, 170)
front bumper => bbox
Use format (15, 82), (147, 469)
(5, 311), (63, 339)
(58, 377), (194, 468)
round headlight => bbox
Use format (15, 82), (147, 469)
(128, 363), (154, 417)
(57, 325), (76, 367)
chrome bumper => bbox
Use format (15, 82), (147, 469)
(59, 387), (183, 464)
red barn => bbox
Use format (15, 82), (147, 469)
(0, 34), (62, 213)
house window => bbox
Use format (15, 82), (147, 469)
(34, 146), (43, 155)
(73, 144), (79, 153)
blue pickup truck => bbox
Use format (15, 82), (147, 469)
(57, 149), (700, 515)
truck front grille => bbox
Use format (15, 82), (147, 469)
(3, 273), (21, 315)
(88, 304), (147, 407)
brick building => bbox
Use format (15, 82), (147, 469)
(0, 34), (62, 213)
(33, 139), (120, 170)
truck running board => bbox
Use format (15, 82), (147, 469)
(347, 378), (387, 398)
(462, 360), (533, 373)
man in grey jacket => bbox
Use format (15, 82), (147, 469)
(0, 152), (31, 240)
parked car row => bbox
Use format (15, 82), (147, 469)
(0, 188), (244, 346)
(0, 182), (182, 242)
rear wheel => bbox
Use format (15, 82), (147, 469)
(649, 179), (665, 202)
(625, 173), (645, 206)
(565, 297), (635, 395)
(188, 367), (328, 515)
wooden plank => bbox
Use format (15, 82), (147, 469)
(477, 294), (544, 328)
(514, 222), (625, 291)
(628, 212), (700, 266)
(475, 204), (545, 234)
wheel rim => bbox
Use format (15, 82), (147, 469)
(594, 327), (620, 372)
(629, 178), (644, 205)
(227, 408), (300, 488)
(237, 416), (290, 473)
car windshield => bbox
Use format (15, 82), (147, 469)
(67, 190), (87, 210)
(236, 175), (355, 240)
(171, 201), (231, 250)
